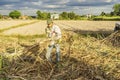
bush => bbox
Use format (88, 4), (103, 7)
(93, 17), (103, 20)
(9, 10), (21, 19)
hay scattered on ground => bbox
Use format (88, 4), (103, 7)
(102, 30), (120, 47)
(0, 32), (120, 80)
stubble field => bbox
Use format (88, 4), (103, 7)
(0, 20), (36, 29)
(0, 20), (116, 35)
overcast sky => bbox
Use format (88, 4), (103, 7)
(0, 0), (119, 16)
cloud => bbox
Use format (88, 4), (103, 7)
(67, 0), (115, 6)
(42, 0), (69, 5)
(0, 0), (119, 15)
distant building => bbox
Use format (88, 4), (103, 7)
(86, 14), (92, 19)
(51, 13), (59, 20)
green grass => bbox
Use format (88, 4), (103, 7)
(93, 16), (120, 21)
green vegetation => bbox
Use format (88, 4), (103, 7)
(36, 10), (50, 20)
(113, 4), (120, 16)
(93, 16), (120, 21)
(60, 11), (81, 20)
(59, 12), (69, 19)
(9, 10), (21, 19)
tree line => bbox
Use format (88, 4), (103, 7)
(0, 4), (120, 20)
(0, 10), (82, 20)
(100, 4), (120, 16)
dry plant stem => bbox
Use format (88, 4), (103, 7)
(7, 75), (27, 80)
(47, 68), (54, 80)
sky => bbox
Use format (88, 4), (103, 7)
(0, 0), (119, 16)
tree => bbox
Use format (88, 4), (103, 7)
(60, 11), (81, 20)
(100, 12), (106, 16)
(68, 12), (75, 20)
(60, 12), (69, 19)
(105, 13), (111, 17)
(75, 15), (81, 20)
(36, 11), (42, 19)
(113, 4), (120, 16)
(36, 10), (50, 19)
(110, 12), (114, 16)
(9, 10), (21, 19)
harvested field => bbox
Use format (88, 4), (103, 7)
(0, 20), (36, 29)
(55, 21), (116, 31)
(2, 21), (46, 35)
(2, 20), (116, 35)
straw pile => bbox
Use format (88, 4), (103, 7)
(103, 30), (120, 47)
(0, 32), (120, 80)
